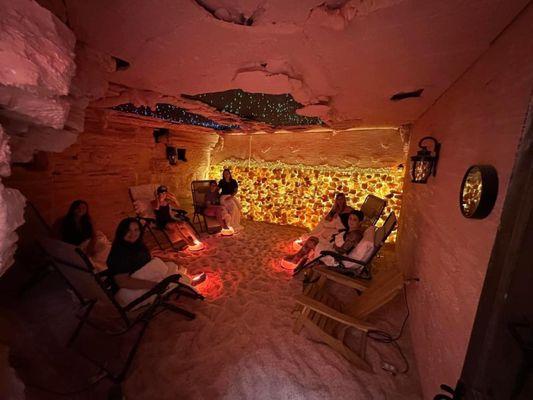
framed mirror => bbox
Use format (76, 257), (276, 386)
(460, 165), (498, 219)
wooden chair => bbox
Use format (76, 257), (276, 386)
(295, 212), (397, 280)
(361, 194), (387, 225)
(293, 266), (404, 372)
(38, 236), (203, 383)
(191, 180), (220, 233)
(128, 184), (188, 251)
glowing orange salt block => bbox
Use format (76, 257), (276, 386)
(292, 238), (303, 251)
(188, 239), (205, 251)
(221, 226), (234, 236)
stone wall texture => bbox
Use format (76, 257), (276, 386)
(396, 6), (533, 399)
(6, 110), (218, 238)
(211, 128), (407, 169)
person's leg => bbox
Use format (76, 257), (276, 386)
(176, 221), (200, 244)
(229, 198), (242, 230)
(284, 236), (319, 264)
(213, 206), (229, 229)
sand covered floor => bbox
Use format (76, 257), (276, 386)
(125, 221), (422, 399)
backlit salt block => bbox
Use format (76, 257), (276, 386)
(280, 258), (298, 271)
(188, 240), (205, 251)
(221, 226), (234, 236)
(292, 238), (303, 251)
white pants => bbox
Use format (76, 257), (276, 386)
(220, 195), (242, 231)
(115, 258), (192, 307)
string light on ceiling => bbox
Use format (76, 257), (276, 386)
(184, 89), (323, 127)
(112, 103), (240, 131)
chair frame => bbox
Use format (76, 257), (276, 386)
(191, 180), (221, 233)
(128, 186), (190, 252)
(294, 212), (398, 280)
(293, 266), (405, 372)
(361, 194), (387, 225)
(39, 238), (204, 384)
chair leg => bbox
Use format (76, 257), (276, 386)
(161, 302), (196, 320)
(293, 307), (310, 334)
(68, 299), (96, 346)
(202, 214), (208, 233)
(115, 318), (151, 383)
(147, 225), (164, 250)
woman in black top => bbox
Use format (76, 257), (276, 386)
(218, 169), (238, 195)
(218, 169), (243, 231)
(107, 217), (204, 305)
(151, 185), (202, 249)
(106, 218), (154, 290)
(58, 200), (94, 246)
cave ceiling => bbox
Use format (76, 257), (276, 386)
(50, 0), (528, 132)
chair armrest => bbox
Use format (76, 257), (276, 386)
(314, 265), (370, 291)
(294, 294), (375, 332)
(320, 250), (366, 266)
(123, 274), (182, 311)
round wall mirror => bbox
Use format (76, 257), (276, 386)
(460, 165), (498, 219)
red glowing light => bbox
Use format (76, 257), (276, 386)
(195, 272), (224, 300)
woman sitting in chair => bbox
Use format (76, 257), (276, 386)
(106, 218), (205, 306)
(285, 210), (366, 267)
(204, 180), (231, 230)
(55, 200), (111, 270)
(293, 192), (354, 251)
(151, 185), (203, 249)
(218, 169), (243, 232)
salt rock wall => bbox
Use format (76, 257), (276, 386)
(211, 128), (407, 168)
(396, 6), (533, 399)
(0, 0), (77, 161)
(209, 159), (403, 237)
(0, 125), (26, 277)
(7, 110), (219, 237)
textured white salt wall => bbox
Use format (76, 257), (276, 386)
(396, 6), (533, 398)
(0, 125), (26, 277)
(0, 0), (78, 276)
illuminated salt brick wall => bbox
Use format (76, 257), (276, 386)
(209, 160), (404, 239)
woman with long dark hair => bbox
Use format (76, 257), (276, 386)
(107, 218), (204, 306)
(59, 200), (94, 246)
(218, 169), (243, 232)
(55, 200), (111, 269)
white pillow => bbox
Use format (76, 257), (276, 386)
(133, 199), (156, 219)
(344, 227), (375, 268)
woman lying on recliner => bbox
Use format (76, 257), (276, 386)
(284, 210), (366, 267)
(151, 185), (203, 249)
(106, 217), (205, 306)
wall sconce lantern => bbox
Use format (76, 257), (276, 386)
(166, 146), (187, 165)
(410, 136), (441, 184)
(166, 145), (177, 165)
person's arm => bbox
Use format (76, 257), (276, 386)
(325, 207), (337, 222)
(334, 231), (362, 254)
(114, 274), (156, 290)
(232, 180), (238, 195)
(166, 192), (181, 208)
